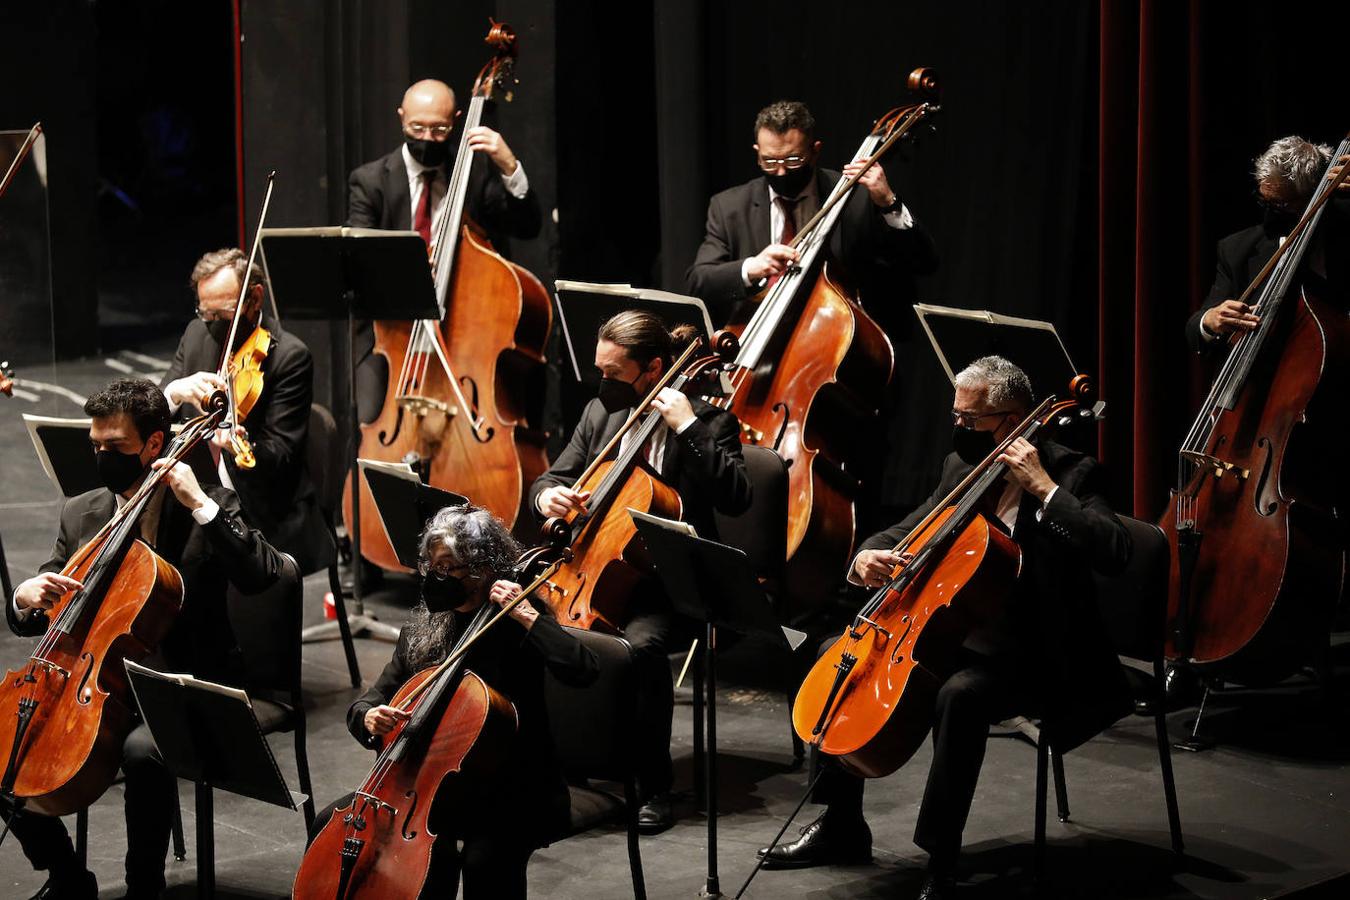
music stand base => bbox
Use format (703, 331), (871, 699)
(301, 615), (400, 644)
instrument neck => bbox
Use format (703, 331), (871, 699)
(430, 95), (488, 316)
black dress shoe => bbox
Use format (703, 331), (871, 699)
(915, 872), (957, 899)
(30, 869), (97, 900)
(637, 792), (674, 834)
(756, 812), (872, 869)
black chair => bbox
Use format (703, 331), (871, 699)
(545, 627), (647, 900)
(303, 403), (361, 687)
(1028, 515), (1184, 876)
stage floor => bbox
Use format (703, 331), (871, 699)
(2, 350), (1348, 899)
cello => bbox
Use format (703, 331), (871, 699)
(292, 550), (565, 900)
(711, 69), (940, 620)
(791, 381), (1095, 778)
(1163, 135), (1350, 685)
(0, 399), (227, 816)
(537, 333), (736, 631)
(343, 20), (552, 572)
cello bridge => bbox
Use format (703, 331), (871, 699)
(740, 422), (764, 443)
(856, 616), (893, 644)
(397, 395), (458, 419)
(29, 659), (70, 679)
(353, 791), (397, 816)
(1179, 450), (1248, 480)
(543, 580), (567, 598)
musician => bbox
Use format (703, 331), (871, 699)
(161, 247), (334, 574)
(1187, 136), (1350, 351)
(4, 377), (283, 900)
(528, 310), (753, 832)
(312, 504), (598, 899)
(758, 357), (1132, 900)
(684, 99), (938, 334)
(347, 78), (542, 423)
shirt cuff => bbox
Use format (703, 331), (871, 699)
(163, 388), (183, 416)
(740, 257), (760, 288)
(882, 203), (915, 230)
(501, 161), (529, 199)
(1198, 316), (1218, 342)
(191, 498), (221, 525)
(674, 416), (697, 435)
(1033, 485), (1060, 522)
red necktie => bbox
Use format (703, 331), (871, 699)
(767, 196), (799, 289)
(413, 170), (436, 245)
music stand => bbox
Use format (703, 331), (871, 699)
(23, 415), (221, 497)
(630, 510), (806, 898)
(360, 459), (468, 569)
(125, 660), (304, 898)
(260, 226), (438, 644)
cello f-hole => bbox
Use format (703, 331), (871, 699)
(1253, 437), (1278, 516)
(770, 401), (791, 452)
(401, 789), (419, 840)
(75, 653), (96, 705)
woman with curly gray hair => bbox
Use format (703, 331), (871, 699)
(312, 504), (598, 899)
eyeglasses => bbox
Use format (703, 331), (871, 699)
(418, 560), (471, 581)
(195, 305), (238, 323)
(405, 124), (453, 140)
(758, 155), (810, 172)
(951, 409), (1014, 428)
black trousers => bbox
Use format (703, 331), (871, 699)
(623, 591), (694, 799)
(2, 723), (176, 894)
(811, 648), (1033, 870)
(309, 794), (534, 900)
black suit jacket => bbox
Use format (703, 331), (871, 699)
(859, 441), (1133, 752)
(684, 167), (939, 331)
(529, 397), (752, 540)
(1185, 225), (1278, 353)
(162, 316), (334, 573)
(346, 599), (597, 843)
(7, 485), (284, 685)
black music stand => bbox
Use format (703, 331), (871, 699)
(630, 510), (806, 899)
(125, 660), (304, 899)
(361, 459), (468, 569)
(24, 415), (220, 497)
(260, 226), (438, 644)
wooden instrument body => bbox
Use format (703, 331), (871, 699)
(793, 510), (1019, 778)
(0, 538), (183, 815)
(1163, 288), (1349, 683)
(540, 461), (683, 632)
(726, 263), (894, 617)
(292, 666), (517, 900)
(344, 224), (551, 571)
(229, 325), (272, 423)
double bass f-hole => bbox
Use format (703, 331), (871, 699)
(378, 406), (405, 448)
(458, 375), (495, 443)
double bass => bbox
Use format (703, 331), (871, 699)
(711, 69), (940, 620)
(1162, 135), (1350, 685)
(538, 334), (735, 631)
(792, 381), (1094, 777)
(0, 400), (227, 815)
(344, 20), (552, 572)
(292, 551), (565, 900)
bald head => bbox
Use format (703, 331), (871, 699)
(400, 79), (455, 120)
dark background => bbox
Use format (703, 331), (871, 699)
(1, 0), (1344, 518)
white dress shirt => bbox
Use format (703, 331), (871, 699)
(401, 143), (530, 246)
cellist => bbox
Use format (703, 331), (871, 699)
(161, 248), (333, 574)
(309, 504), (597, 899)
(3, 378), (283, 900)
(528, 310), (752, 833)
(347, 78), (542, 425)
(757, 357), (1131, 900)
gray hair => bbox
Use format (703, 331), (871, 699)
(1254, 136), (1332, 199)
(954, 355), (1033, 411)
(754, 100), (816, 140)
(189, 247), (263, 293)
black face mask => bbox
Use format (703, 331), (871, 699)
(205, 313), (255, 351)
(767, 164), (814, 199)
(597, 374), (643, 414)
(406, 137), (450, 168)
(1262, 206), (1299, 238)
(422, 573), (471, 613)
(95, 445), (150, 495)
(952, 425), (997, 467)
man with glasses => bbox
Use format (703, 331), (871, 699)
(757, 356), (1132, 900)
(161, 248), (333, 574)
(685, 99), (937, 328)
(346, 78), (542, 424)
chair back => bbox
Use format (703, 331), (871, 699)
(712, 445), (788, 581)
(226, 552), (304, 705)
(305, 404), (343, 517)
(1093, 515), (1170, 663)
(545, 627), (637, 782)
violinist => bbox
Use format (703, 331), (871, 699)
(528, 310), (752, 832)
(3, 377), (283, 900)
(162, 248), (333, 574)
(684, 100), (938, 333)
(1188, 136), (1350, 351)
(758, 357), (1131, 900)
(311, 504), (597, 899)
(347, 78), (542, 424)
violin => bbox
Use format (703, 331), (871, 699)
(0, 398), (228, 815)
(535, 334), (736, 631)
(292, 550), (566, 900)
(214, 172), (278, 470)
(710, 69), (940, 622)
(792, 378), (1095, 778)
(1162, 134), (1350, 685)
